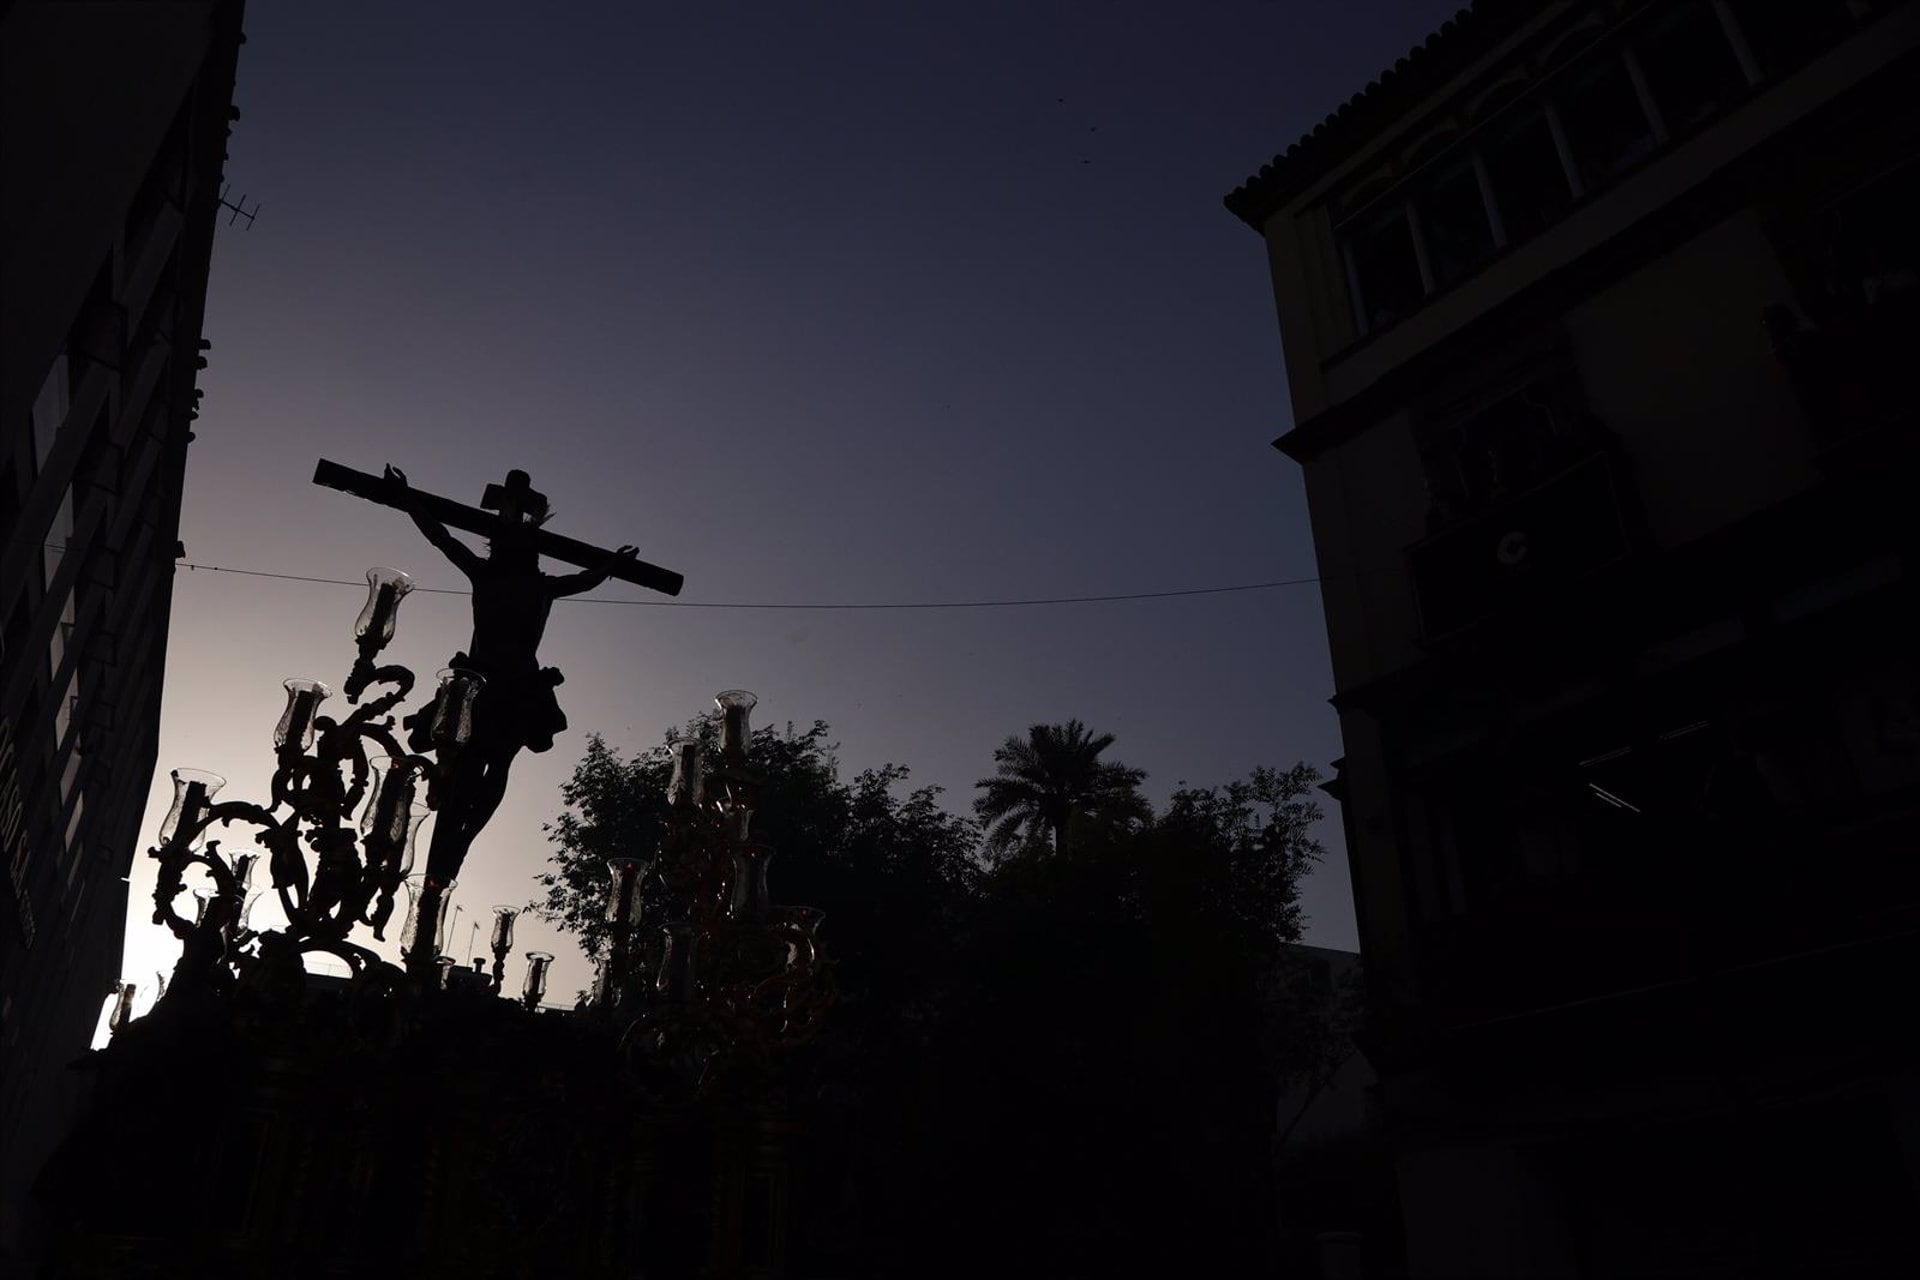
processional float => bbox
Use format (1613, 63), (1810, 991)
(66, 462), (831, 1277)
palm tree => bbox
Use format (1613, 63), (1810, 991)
(973, 720), (1150, 859)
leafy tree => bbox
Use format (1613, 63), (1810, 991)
(532, 714), (982, 1274)
(1136, 765), (1336, 1272)
(533, 712), (1346, 1277)
(530, 717), (978, 1009)
(972, 718), (1151, 859)
(917, 753), (1334, 1276)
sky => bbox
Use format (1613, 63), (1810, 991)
(108, 0), (1468, 1029)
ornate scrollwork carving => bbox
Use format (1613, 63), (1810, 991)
(144, 569), (443, 1020)
(132, 567), (828, 1118)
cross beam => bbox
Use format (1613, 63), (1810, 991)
(312, 459), (684, 596)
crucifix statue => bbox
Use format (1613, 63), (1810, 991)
(313, 459), (682, 968)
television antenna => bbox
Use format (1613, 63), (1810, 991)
(217, 183), (260, 230)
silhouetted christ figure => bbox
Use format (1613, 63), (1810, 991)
(382, 465), (638, 886)
(311, 459), (681, 975)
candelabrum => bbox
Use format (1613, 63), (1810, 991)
(143, 565), (468, 1008)
(135, 569), (830, 1085)
(606, 690), (834, 1100)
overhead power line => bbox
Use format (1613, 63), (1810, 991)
(172, 558), (1330, 611)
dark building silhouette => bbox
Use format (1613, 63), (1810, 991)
(0, 0), (245, 1260)
(1230, 0), (1920, 1273)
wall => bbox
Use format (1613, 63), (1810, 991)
(0, 1), (241, 1264)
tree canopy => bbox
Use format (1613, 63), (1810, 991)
(532, 713), (1346, 1275)
(531, 718), (977, 1016)
(973, 717), (1152, 858)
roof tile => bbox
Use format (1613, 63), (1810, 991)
(1224, 1), (1549, 229)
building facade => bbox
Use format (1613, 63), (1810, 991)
(0, 0), (244, 1259)
(1231, 0), (1920, 1273)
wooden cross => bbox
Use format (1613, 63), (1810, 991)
(312, 459), (684, 596)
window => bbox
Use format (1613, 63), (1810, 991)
(30, 353), (70, 474)
(43, 487), (74, 592)
(1449, 790), (1522, 914)
(52, 673), (76, 750)
(59, 741), (81, 808)
(46, 583), (74, 679)
(1416, 157), (1498, 288)
(1343, 203), (1427, 332)
(128, 244), (178, 361)
(1481, 108), (1574, 245)
(1634, 2), (1750, 133)
(63, 794), (84, 853)
(125, 105), (188, 267)
(1554, 52), (1659, 190)
(1434, 387), (1564, 508)
(1725, 0), (1859, 80)
(1514, 809), (1585, 888)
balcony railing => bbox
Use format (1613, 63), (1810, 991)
(1334, 0), (1886, 345)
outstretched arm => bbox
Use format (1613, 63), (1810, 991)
(547, 545), (639, 598)
(384, 465), (482, 578)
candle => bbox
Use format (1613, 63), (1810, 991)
(606, 858), (644, 926)
(715, 689), (758, 760)
(491, 906), (517, 955)
(274, 679), (331, 753)
(354, 567), (415, 646)
(159, 769), (225, 846)
(524, 951), (554, 1006)
(667, 739), (704, 808)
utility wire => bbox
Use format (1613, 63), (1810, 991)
(170, 557), (1334, 611)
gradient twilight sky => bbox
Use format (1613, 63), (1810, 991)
(109, 0), (1465, 1023)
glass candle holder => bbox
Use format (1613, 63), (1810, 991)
(781, 906), (825, 968)
(398, 877), (424, 953)
(159, 769), (225, 847)
(108, 982), (138, 1036)
(605, 857), (645, 926)
(360, 756), (421, 851)
(593, 955), (618, 1007)
(666, 738), (704, 809)
(433, 882), (459, 955)
(274, 679), (332, 753)
(656, 923), (696, 1002)
(716, 689), (757, 760)
(231, 851), (259, 893)
(430, 669), (485, 748)
(399, 805), (430, 877)
(354, 566), (415, 647)
(436, 956), (455, 989)
(523, 951), (554, 1006)
(727, 843), (775, 923)
(490, 906), (518, 956)
(400, 876), (456, 955)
